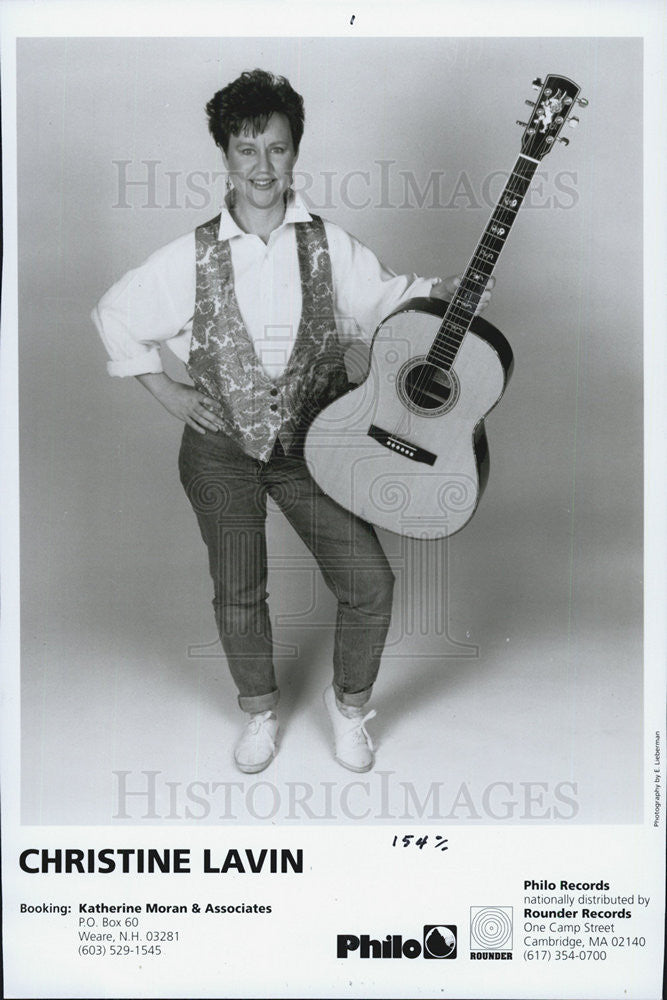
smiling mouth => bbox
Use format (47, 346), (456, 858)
(250, 179), (276, 189)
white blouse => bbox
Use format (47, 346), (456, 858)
(91, 192), (439, 379)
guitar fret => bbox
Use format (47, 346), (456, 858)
(434, 336), (460, 350)
(430, 350), (458, 366)
(437, 342), (459, 356)
(449, 304), (478, 317)
(460, 273), (491, 287)
(437, 337), (465, 352)
(447, 299), (480, 315)
(480, 234), (506, 249)
(428, 152), (539, 369)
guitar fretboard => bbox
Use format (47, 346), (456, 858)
(427, 154), (539, 369)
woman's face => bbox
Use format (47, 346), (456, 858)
(225, 112), (297, 212)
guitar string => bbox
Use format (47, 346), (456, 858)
(383, 163), (531, 440)
(386, 158), (535, 443)
(429, 160), (534, 361)
(399, 160), (532, 402)
(416, 159), (535, 374)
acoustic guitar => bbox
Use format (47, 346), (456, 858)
(305, 74), (586, 539)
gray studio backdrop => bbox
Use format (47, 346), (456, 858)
(18, 37), (642, 824)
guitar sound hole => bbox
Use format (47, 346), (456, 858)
(398, 359), (460, 416)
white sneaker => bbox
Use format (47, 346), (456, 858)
(323, 685), (377, 772)
(233, 711), (278, 774)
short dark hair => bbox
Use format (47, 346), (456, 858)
(205, 69), (305, 154)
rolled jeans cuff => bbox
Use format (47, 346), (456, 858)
(333, 682), (373, 709)
(238, 688), (280, 714)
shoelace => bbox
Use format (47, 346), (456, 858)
(246, 711), (276, 748)
(341, 709), (377, 751)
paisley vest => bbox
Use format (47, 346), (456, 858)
(187, 213), (351, 462)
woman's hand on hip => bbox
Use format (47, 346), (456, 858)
(135, 373), (225, 434)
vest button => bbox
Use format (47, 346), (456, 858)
(270, 403), (278, 412)
(270, 388), (279, 396)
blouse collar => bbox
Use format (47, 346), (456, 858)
(217, 188), (312, 241)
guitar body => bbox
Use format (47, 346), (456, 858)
(305, 297), (513, 539)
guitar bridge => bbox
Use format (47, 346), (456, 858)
(367, 424), (436, 465)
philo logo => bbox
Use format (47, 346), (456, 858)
(337, 925), (457, 960)
(424, 925), (457, 959)
(470, 906), (513, 960)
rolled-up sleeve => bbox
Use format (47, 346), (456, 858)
(324, 221), (439, 344)
(91, 231), (196, 377)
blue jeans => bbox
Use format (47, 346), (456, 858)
(178, 425), (395, 712)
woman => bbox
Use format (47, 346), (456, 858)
(92, 69), (493, 776)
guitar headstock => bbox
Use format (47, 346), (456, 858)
(518, 74), (586, 160)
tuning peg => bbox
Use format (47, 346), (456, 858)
(516, 120), (529, 127)
(558, 137), (570, 145)
(567, 116), (580, 128)
(577, 97), (589, 106)
(531, 77), (543, 91)
(525, 99), (536, 107)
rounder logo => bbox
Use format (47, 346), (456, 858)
(470, 907), (513, 951)
(423, 924), (457, 959)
